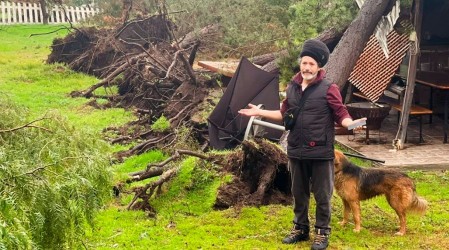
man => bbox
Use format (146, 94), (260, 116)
(238, 39), (365, 250)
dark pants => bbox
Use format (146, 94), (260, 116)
(289, 158), (334, 231)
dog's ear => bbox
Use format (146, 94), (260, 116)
(334, 150), (345, 170)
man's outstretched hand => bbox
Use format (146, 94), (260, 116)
(238, 103), (261, 117)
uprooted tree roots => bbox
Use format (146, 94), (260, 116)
(48, 13), (222, 153)
(46, 12), (291, 213)
(214, 139), (291, 209)
(123, 139), (291, 213)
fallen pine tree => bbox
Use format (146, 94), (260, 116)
(45, 10), (294, 213)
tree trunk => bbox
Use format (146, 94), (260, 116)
(177, 24), (221, 49)
(325, 0), (396, 88)
(257, 27), (345, 74)
(39, 0), (49, 24)
(121, 0), (133, 24)
(250, 50), (288, 66)
(315, 27), (345, 51)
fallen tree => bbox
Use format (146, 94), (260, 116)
(124, 139), (291, 213)
(47, 11), (223, 157)
(325, 0), (398, 88)
(46, 9), (269, 213)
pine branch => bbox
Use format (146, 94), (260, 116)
(19, 156), (87, 177)
(0, 117), (52, 133)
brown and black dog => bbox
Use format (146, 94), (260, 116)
(333, 150), (428, 235)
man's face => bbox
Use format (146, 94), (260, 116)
(299, 56), (320, 82)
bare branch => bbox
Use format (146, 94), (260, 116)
(126, 149), (222, 209)
(127, 167), (178, 209)
(29, 26), (71, 37)
(164, 50), (181, 79)
(178, 52), (197, 85)
(126, 133), (175, 155)
(0, 117), (52, 133)
(72, 53), (147, 97)
(127, 149), (218, 184)
(168, 102), (194, 124)
(18, 156), (86, 177)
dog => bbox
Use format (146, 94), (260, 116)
(333, 150), (428, 235)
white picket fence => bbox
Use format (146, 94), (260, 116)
(0, 1), (99, 24)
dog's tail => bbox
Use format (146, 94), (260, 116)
(408, 193), (428, 215)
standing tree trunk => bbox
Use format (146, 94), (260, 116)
(39, 0), (49, 24)
(325, 0), (396, 88)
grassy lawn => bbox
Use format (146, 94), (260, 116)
(0, 25), (134, 132)
(1, 25), (449, 249)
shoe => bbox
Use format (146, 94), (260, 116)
(311, 229), (330, 250)
(282, 226), (309, 244)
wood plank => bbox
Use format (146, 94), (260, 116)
(197, 61), (240, 78)
(353, 92), (370, 101)
(390, 103), (432, 115)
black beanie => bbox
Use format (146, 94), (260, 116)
(299, 39), (330, 67)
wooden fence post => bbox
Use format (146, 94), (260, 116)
(1, 1), (5, 24)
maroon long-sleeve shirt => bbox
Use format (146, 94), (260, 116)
(280, 70), (352, 126)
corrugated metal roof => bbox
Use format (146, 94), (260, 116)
(348, 30), (410, 102)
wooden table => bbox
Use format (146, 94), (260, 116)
(415, 74), (449, 143)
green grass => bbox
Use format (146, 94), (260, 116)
(2, 25), (449, 250)
(0, 25), (134, 132)
(87, 169), (449, 250)
(112, 151), (167, 182)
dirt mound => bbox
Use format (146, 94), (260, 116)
(47, 15), (174, 78)
(215, 139), (292, 208)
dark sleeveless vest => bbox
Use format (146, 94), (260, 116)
(286, 78), (334, 160)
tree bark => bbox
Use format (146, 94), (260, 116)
(177, 24), (221, 49)
(39, 0), (49, 24)
(315, 27), (345, 50)
(250, 50), (288, 66)
(121, 0), (133, 24)
(256, 27), (345, 74)
(325, 0), (396, 88)
(260, 60), (280, 74)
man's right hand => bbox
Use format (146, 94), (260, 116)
(238, 103), (261, 117)
(239, 104), (283, 122)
